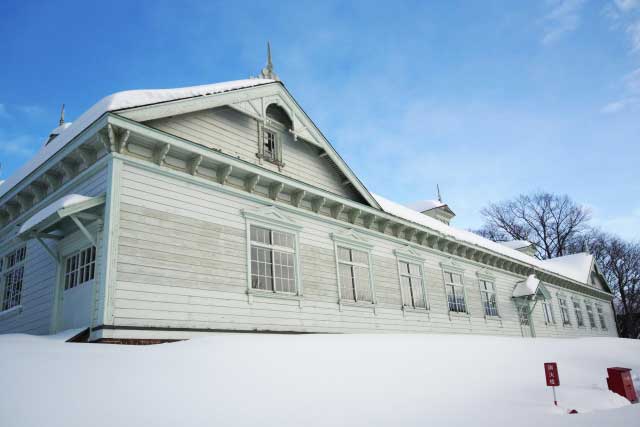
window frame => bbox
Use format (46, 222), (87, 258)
(1, 246), (27, 312)
(584, 300), (597, 329)
(572, 297), (585, 328)
(542, 298), (555, 326)
(558, 294), (572, 326)
(242, 207), (303, 300)
(394, 248), (429, 312)
(63, 245), (97, 291)
(257, 122), (285, 167)
(441, 262), (469, 317)
(596, 304), (607, 330)
(476, 272), (499, 318)
(332, 231), (376, 307)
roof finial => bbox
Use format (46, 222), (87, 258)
(59, 104), (65, 126)
(437, 184), (442, 202)
(260, 41), (279, 81)
(583, 240), (590, 253)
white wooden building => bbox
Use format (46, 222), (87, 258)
(0, 55), (617, 343)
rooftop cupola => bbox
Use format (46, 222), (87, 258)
(406, 185), (456, 225)
(45, 104), (72, 146)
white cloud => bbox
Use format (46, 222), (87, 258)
(627, 20), (640, 52)
(542, 0), (586, 44)
(600, 68), (640, 113)
(614, 0), (640, 12)
(601, 97), (640, 113)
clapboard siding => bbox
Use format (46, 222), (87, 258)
(109, 162), (617, 338)
(146, 107), (363, 201)
(0, 165), (108, 335)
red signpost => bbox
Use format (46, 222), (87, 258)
(544, 362), (560, 406)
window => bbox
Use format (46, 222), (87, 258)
(337, 246), (373, 303)
(399, 260), (427, 309)
(250, 225), (297, 294)
(573, 299), (584, 327)
(444, 271), (467, 313)
(517, 302), (530, 327)
(596, 304), (607, 330)
(479, 279), (498, 317)
(263, 129), (277, 162)
(64, 246), (96, 290)
(585, 301), (597, 328)
(2, 246), (27, 311)
(558, 296), (571, 325)
(542, 300), (555, 325)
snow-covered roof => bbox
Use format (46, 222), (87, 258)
(372, 194), (598, 287)
(19, 194), (96, 235)
(0, 78), (275, 199)
(512, 274), (541, 298)
(539, 252), (594, 284)
(406, 199), (445, 212)
(49, 122), (72, 136)
(499, 240), (533, 250)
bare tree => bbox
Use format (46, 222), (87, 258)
(572, 230), (640, 338)
(478, 192), (591, 259)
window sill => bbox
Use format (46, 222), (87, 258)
(484, 315), (501, 321)
(247, 289), (302, 306)
(402, 306), (430, 314)
(0, 305), (23, 320)
(339, 300), (376, 312)
(448, 311), (471, 320)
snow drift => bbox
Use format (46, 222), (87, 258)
(0, 332), (638, 427)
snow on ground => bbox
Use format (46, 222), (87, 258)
(0, 333), (638, 427)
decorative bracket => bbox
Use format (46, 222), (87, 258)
(217, 165), (233, 184)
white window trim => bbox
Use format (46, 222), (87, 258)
(332, 230), (376, 309)
(257, 122), (285, 168)
(440, 260), (470, 319)
(394, 247), (429, 313)
(557, 293), (572, 327)
(242, 207), (303, 302)
(572, 297), (586, 328)
(542, 299), (556, 326)
(584, 299), (597, 329)
(595, 303), (608, 330)
(476, 271), (500, 319)
(63, 245), (97, 291)
(1, 245), (27, 312)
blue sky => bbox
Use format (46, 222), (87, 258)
(1, 0), (639, 240)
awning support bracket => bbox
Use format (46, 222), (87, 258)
(70, 214), (97, 246)
(35, 236), (60, 264)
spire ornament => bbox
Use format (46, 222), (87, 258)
(260, 42), (279, 81)
(59, 104), (65, 126)
(437, 184), (442, 202)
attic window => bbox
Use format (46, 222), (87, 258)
(266, 104), (292, 130)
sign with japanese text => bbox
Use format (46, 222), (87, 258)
(544, 362), (560, 387)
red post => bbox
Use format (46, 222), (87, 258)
(544, 362), (560, 406)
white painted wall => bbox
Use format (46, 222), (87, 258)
(0, 165), (107, 335)
(103, 161), (617, 340)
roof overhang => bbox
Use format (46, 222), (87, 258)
(18, 194), (105, 239)
(513, 274), (551, 301)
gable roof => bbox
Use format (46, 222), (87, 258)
(0, 78), (381, 210)
(539, 252), (594, 284)
(0, 79), (274, 199)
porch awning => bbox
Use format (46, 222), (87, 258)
(18, 194), (105, 238)
(513, 274), (551, 300)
